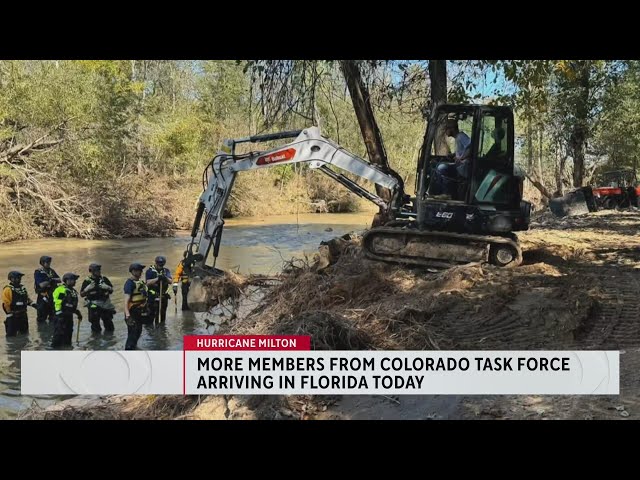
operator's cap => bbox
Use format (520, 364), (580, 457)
(129, 262), (145, 272)
(89, 263), (102, 271)
(154, 256), (166, 266)
(62, 273), (80, 282)
(8, 271), (24, 280)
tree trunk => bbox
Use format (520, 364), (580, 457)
(415, 60), (448, 199)
(554, 147), (564, 197)
(526, 120), (533, 171)
(142, 60), (147, 101)
(339, 60), (392, 226)
(538, 124), (543, 180)
(339, 61), (389, 172)
(131, 60), (147, 176)
(427, 60), (448, 156)
(571, 126), (587, 188)
(571, 62), (590, 187)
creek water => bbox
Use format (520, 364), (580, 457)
(0, 213), (372, 418)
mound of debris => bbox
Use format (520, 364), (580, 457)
(213, 234), (600, 352)
(180, 234), (602, 420)
(20, 395), (200, 420)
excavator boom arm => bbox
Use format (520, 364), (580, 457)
(187, 126), (401, 272)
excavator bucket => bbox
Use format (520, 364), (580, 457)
(549, 186), (598, 217)
(186, 266), (225, 313)
(187, 276), (209, 312)
(185, 249), (224, 312)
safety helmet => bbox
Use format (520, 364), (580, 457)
(62, 273), (80, 282)
(39, 256), (52, 265)
(129, 263), (145, 273)
(8, 271), (24, 281)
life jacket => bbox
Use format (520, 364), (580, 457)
(83, 276), (111, 301)
(53, 285), (78, 314)
(175, 261), (191, 284)
(3, 284), (29, 314)
(127, 279), (148, 309)
(147, 266), (171, 296)
(34, 267), (59, 295)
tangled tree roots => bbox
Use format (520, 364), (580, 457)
(201, 270), (279, 310)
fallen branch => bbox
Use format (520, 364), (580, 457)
(0, 119), (69, 163)
(526, 174), (554, 200)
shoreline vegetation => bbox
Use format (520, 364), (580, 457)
(0, 172), (378, 243)
(0, 60), (422, 244)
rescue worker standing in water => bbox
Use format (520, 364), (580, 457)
(34, 256), (61, 323)
(172, 251), (192, 311)
(80, 263), (116, 333)
(123, 263), (149, 350)
(146, 256), (172, 325)
(2, 271), (38, 337)
(51, 273), (82, 348)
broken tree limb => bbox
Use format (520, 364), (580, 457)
(0, 120), (69, 163)
(526, 174), (554, 200)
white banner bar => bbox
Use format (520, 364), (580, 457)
(21, 351), (183, 395)
(22, 350), (619, 395)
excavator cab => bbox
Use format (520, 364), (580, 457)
(414, 104), (530, 235)
(363, 104), (530, 269)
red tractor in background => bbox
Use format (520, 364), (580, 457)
(591, 169), (640, 209)
(549, 168), (639, 217)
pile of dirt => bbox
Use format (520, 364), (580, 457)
(186, 394), (341, 420)
(219, 241), (600, 351)
(186, 239), (604, 420)
(522, 210), (640, 266)
(531, 209), (640, 231)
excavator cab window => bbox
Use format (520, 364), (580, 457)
(423, 107), (476, 199)
(470, 108), (516, 207)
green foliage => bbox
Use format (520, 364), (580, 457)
(592, 61), (640, 172)
(1, 59), (637, 241)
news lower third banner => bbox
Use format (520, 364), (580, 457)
(22, 335), (619, 395)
